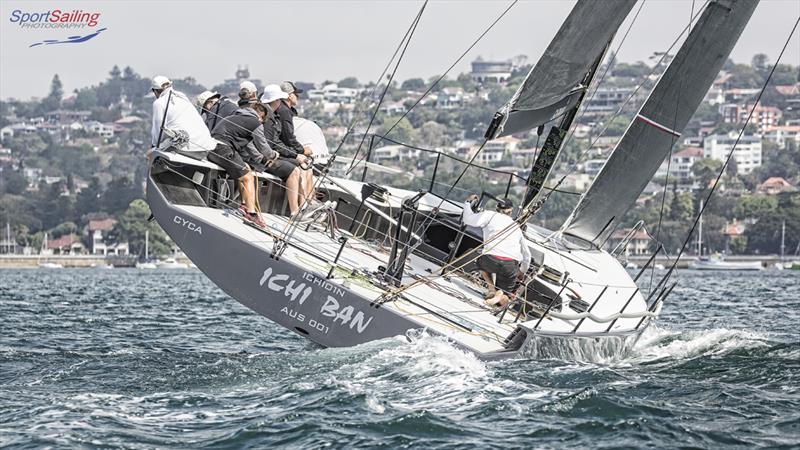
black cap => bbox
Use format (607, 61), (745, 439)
(497, 199), (513, 210)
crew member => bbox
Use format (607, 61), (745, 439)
(274, 83), (315, 205)
(462, 195), (531, 307)
(208, 102), (272, 228)
(238, 85), (305, 216)
(196, 90), (238, 131)
(150, 75), (217, 156)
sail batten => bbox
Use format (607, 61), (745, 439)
(487, 0), (637, 139)
(561, 0), (760, 246)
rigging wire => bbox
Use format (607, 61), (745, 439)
(346, 0), (520, 176)
(345, 0), (429, 174)
(648, 0), (695, 293)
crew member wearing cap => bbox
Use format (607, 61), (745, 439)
(274, 83), (315, 205)
(150, 75), (217, 155)
(280, 81), (303, 115)
(237, 87), (305, 216)
(196, 90), (237, 131)
(261, 84), (314, 204)
(462, 195), (531, 308)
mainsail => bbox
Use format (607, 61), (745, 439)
(485, 0), (636, 139)
(561, 0), (759, 246)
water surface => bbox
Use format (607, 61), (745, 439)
(1, 269), (798, 448)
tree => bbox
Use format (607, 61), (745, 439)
(50, 221), (77, 238)
(41, 74), (64, 111)
(692, 158), (724, 188)
(337, 77), (360, 88)
(401, 78), (426, 91)
(751, 53), (770, 72)
(101, 176), (142, 216)
(113, 199), (171, 257)
(734, 195), (777, 219)
(669, 192), (694, 222)
(1, 169), (28, 195)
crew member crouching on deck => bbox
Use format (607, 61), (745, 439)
(462, 195), (531, 308)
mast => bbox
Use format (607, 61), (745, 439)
(698, 200), (703, 256)
(781, 219), (786, 260)
(145, 229), (150, 261)
(520, 44), (609, 211)
(5, 222), (10, 255)
(561, 0), (760, 247)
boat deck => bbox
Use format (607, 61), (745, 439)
(178, 204), (519, 353)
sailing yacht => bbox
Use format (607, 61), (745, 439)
(37, 233), (64, 269)
(688, 202), (762, 271)
(136, 230), (158, 269)
(145, 0), (758, 358)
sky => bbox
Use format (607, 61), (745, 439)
(0, 0), (798, 101)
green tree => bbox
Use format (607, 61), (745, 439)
(50, 221), (77, 238)
(1, 169), (28, 195)
(734, 195), (778, 219)
(401, 78), (426, 91)
(338, 77), (360, 88)
(113, 199), (171, 257)
(669, 192), (695, 222)
(41, 74), (63, 112)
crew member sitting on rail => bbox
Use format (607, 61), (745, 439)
(208, 101), (272, 229)
(238, 85), (305, 216)
(261, 85), (315, 216)
(196, 90), (238, 131)
(150, 75), (217, 157)
(275, 83), (315, 206)
(462, 195), (531, 308)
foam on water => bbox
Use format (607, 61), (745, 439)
(1, 269), (799, 448)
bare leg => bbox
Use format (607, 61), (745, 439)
(303, 171), (315, 202)
(480, 270), (496, 298)
(238, 171), (256, 212)
(285, 169), (301, 215)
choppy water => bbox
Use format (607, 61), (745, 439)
(1, 268), (798, 449)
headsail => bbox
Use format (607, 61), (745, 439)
(561, 0), (759, 246)
(485, 0), (637, 140)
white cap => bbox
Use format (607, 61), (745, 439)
(239, 81), (257, 94)
(151, 75), (171, 90)
(195, 90), (220, 108)
(260, 84), (289, 103)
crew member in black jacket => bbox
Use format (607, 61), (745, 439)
(265, 84), (315, 206)
(208, 102), (271, 228)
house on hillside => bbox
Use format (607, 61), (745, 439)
(87, 218), (129, 255)
(605, 228), (650, 256)
(757, 177), (796, 195)
(47, 234), (84, 255)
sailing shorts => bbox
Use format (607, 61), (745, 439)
(266, 158), (297, 181)
(208, 143), (249, 179)
(478, 254), (519, 293)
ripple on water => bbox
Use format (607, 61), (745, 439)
(1, 269), (799, 448)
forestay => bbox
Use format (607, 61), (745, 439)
(487, 0), (636, 139)
(561, 0), (759, 246)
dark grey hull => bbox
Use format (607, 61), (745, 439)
(146, 171), (427, 349)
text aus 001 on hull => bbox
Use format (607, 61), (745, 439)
(258, 267), (375, 335)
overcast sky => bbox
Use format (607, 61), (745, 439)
(1, 0), (798, 101)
